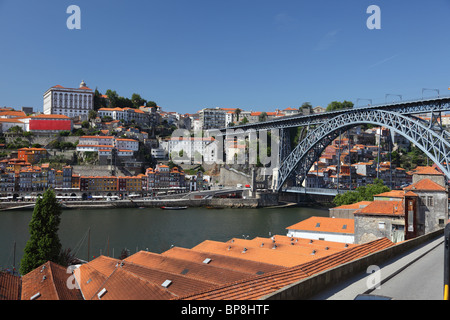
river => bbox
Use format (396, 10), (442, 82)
(0, 206), (328, 273)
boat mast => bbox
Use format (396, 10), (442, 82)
(87, 228), (90, 262)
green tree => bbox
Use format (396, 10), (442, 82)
(88, 109), (98, 120)
(234, 108), (242, 122)
(93, 88), (108, 110)
(258, 112), (268, 122)
(20, 189), (63, 275)
(333, 179), (390, 207)
(300, 102), (313, 115)
(131, 93), (147, 108)
(239, 116), (249, 125)
(326, 100), (354, 112)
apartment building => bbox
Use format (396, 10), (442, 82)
(198, 108), (226, 130)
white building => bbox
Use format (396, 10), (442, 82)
(98, 107), (148, 125)
(43, 80), (94, 121)
(76, 136), (138, 157)
(167, 137), (216, 164)
(115, 138), (139, 152)
(286, 216), (355, 244)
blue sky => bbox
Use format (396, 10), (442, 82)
(1, 0), (450, 114)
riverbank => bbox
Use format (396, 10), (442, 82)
(0, 195), (281, 211)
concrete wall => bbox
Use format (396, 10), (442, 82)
(262, 228), (444, 300)
(329, 208), (358, 219)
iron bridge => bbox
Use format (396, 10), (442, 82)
(217, 96), (450, 192)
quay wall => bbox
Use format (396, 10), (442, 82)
(0, 193), (279, 210)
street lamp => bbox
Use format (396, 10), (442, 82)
(356, 98), (373, 108)
(385, 94), (402, 103)
(422, 88), (440, 99)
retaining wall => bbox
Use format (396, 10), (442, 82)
(262, 228), (444, 300)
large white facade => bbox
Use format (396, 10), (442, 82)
(43, 80), (94, 121)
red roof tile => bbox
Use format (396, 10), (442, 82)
(0, 272), (21, 300)
(403, 178), (446, 192)
(21, 261), (83, 300)
(286, 217), (355, 234)
(354, 200), (404, 216)
(178, 238), (394, 300)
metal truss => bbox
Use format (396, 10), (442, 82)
(275, 109), (450, 191)
(219, 96), (450, 135)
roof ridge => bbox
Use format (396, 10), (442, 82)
(45, 261), (61, 300)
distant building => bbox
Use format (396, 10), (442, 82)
(43, 80), (94, 121)
(21, 114), (73, 133)
(17, 148), (48, 165)
(199, 108), (226, 130)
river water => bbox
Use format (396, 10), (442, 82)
(0, 206), (328, 273)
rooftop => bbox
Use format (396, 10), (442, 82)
(403, 178), (446, 192)
(286, 216), (355, 235)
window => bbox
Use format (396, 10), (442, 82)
(420, 196), (426, 206)
(427, 196), (434, 207)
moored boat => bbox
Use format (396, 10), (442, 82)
(160, 206), (188, 210)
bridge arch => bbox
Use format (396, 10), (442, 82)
(276, 109), (450, 191)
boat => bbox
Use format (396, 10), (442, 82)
(160, 206), (188, 210)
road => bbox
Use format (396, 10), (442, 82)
(312, 235), (445, 300)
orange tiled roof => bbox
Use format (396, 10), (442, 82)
(162, 246), (284, 275)
(31, 114), (71, 119)
(125, 251), (255, 286)
(286, 217), (355, 235)
(374, 190), (407, 198)
(0, 111), (27, 117)
(179, 237), (394, 300)
(412, 166), (443, 175)
(403, 178), (446, 192)
(191, 240), (326, 267)
(354, 200), (404, 216)
(21, 261), (83, 300)
(333, 201), (372, 210)
(89, 267), (176, 300)
(0, 271), (21, 300)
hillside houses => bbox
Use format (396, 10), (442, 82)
(329, 166), (448, 244)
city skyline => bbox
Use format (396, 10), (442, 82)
(1, 1), (450, 114)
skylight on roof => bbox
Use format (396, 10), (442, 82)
(181, 269), (189, 275)
(162, 280), (172, 288)
(202, 258), (212, 264)
(316, 223), (321, 227)
(30, 292), (41, 300)
(97, 288), (107, 300)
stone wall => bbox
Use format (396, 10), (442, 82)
(219, 167), (251, 187)
(354, 214), (405, 244)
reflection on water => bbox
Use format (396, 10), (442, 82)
(0, 206), (328, 272)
